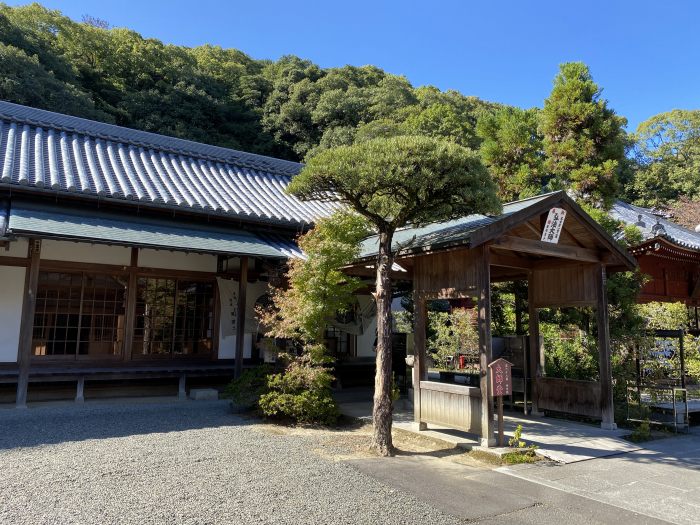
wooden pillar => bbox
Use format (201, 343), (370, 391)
(413, 293), (427, 430)
(477, 246), (495, 447)
(75, 376), (85, 403)
(16, 238), (41, 408)
(178, 373), (187, 401)
(234, 256), (248, 379)
(122, 248), (138, 361)
(596, 263), (616, 429)
(527, 271), (544, 416)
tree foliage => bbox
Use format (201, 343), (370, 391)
(258, 210), (370, 345)
(628, 110), (700, 207)
(539, 62), (628, 208)
(0, 3), (495, 161)
(290, 136), (500, 232)
(289, 135), (500, 456)
(429, 308), (479, 371)
(477, 107), (544, 201)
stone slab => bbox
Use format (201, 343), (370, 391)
(189, 388), (219, 401)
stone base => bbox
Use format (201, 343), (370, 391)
(600, 421), (618, 430)
(189, 388), (219, 401)
(480, 437), (497, 448)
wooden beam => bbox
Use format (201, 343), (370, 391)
(489, 251), (534, 269)
(532, 258), (593, 271)
(494, 235), (601, 263)
(413, 294), (427, 430)
(234, 256), (248, 379)
(477, 245), (495, 447)
(15, 239), (41, 408)
(523, 220), (541, 238)
(595, 263), (616, 430)
(0, 256), (30, 267)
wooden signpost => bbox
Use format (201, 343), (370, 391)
(489, 358), (513, 446)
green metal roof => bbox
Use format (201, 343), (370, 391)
(7, 202), (289, 258)
(359, 192), (556, 259)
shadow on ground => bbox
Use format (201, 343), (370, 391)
(0, 399), (245, 450)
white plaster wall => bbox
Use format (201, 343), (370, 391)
(0, 238), (28, 258)
(41, 240), (131, 266)
(356, 316), (378, 357)
(0, 265), (25, 362)
(139, 249), (217, 273)
(218, 280), (269, 360)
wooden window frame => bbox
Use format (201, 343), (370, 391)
(29, 258), (221, 364)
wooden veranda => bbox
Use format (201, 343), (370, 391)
(355, 191), (637, 446)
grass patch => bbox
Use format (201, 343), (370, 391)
(468, 450), (504, 466)
(501, 450), (540, 464)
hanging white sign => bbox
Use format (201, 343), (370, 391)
(216, 277), (238, 338)
(541, 207), (567, 244)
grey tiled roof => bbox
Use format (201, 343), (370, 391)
(610, 200), (700, 251)
(0, 101), (338, 226)
(359, 193), (555, 258)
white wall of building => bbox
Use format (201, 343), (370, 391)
(139, 249), (217, 272)
(0, 265), (25, 362)
(218, 280), (269, 360)
(41, 240), (131, 266)
(0, 238), (28, 258)
(356, 316), (378, 357)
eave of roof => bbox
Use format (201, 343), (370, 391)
(357, 191), (637, 270)
(5, 200), (297, 259)
(611, 200), (700, 252)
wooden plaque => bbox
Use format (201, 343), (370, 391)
(489, 358), (512, 397)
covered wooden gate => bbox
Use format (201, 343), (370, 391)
(354, 191), (637, 447)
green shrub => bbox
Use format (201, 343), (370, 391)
(258, 361), (340, 425)
(502, 450), (539, 464)
(508, 424), (526, 448)
(629, 419), (652, 443)
(223, 365), (272, 410)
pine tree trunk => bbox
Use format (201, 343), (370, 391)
(371, 230), (395, 456)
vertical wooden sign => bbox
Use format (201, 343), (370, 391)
(489, 358), (513, 446)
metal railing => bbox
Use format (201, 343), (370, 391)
(626, 382), (690, 433)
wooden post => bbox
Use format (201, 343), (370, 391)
(413, 294), (427, 430)
(679, 331), (686, 389)
(178, 373), (187, 401)
(596, 263), (616, 430)
(122, 247), (138, 361)
(497, 397), (504, 446)
(234, 256), (248, 379)
(527, 271), (543, 416)
(16, 238), (41, 408)
(477, 246), (495, 447)
(75, 377), (85, 403)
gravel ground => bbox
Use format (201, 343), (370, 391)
(0, 400), (465, 525)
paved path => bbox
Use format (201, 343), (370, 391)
(502, 414), (642, 463)
(348, 453), (668, 524)
(498, 433), (700, 525)
(338, 392), (639, 463)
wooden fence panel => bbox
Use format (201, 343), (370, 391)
(536, 377), (602, 418)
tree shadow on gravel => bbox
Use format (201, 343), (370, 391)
(0, 400), (249, 450)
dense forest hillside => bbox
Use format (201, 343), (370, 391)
(0, 3), (496, 162)
(1, 3), (699, 212)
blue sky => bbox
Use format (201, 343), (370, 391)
(11, 0), (700, 130)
